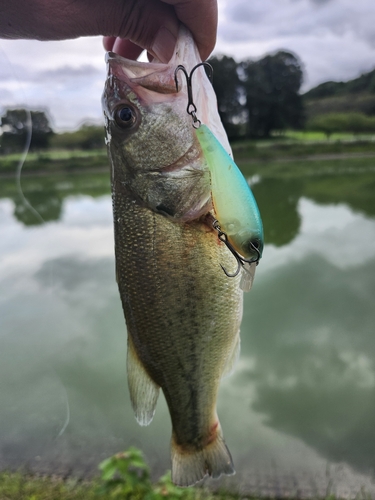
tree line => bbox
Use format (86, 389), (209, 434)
(209, 53), (375, 139)
(3, 50), (375, 154)
(0, 109), (104, 154)
(209, 51), (304, 139)
(0, 50), (305, 154)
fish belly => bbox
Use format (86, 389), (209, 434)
(113, 179), (243, 486)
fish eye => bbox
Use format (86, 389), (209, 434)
(114, 105), (136, 128)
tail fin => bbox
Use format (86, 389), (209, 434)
(171, 426), (235, 487)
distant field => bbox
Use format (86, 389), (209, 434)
(239, 153), (375, 178)
(2, 134), (375, 175)
(3, 149), (107, 161)
(0, 148), (108, 174)
(281, 130), (375, 142)
(231, 135), (375, 162)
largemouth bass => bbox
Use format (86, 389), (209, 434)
(102, 26), (244, 487)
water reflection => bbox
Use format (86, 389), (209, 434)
(2, 170), (375, 248)
(1, 168), (375, 494)
(240, 254), (375, 476)
(252, 178), (302, 246)
(304, 172), (375, 218)
(0, 173), (110, 226)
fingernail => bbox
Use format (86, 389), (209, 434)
(151, 27), (177, 63)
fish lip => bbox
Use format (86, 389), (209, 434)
(104, 50), (163, 83)
(105, 51), (179, 95)
(105, 51), (165, 73)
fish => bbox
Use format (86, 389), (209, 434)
(102, 26), (246, 487)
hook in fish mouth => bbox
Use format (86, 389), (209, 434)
(205, 215), (260, 278)
(174, 62), (213, 128)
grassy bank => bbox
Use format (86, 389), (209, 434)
(238, 154), (375, 178)
(0, 472), (103, 500)
(0, 149), (108, 174)
(0, 447), (362, 500)
(2, 134), (375, 175)
(0, 472), (219, 500)
(0, 472), (347, 500)
(0, 448), (241, 500)
(231, 137), (375, 163)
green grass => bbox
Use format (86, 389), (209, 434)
(0, 472), (350, 500)
(239, 154), (375, 178)
(0, 472), (104, 500)
(4, 139), (375, 178)
(0, 472), (359, 500)
(3, 134), (375, 175)
(0, 149), (108, 174)
(232, 138), (375, 162)
(0, 471), (240, 500)
(3, 149), (106, 161)
(1, 447), (365, 500)
(281, 130), (375, 141)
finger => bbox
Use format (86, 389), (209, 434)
(103, 0), (179, 63)
(112, 38), (144, 60)
(162, 0), (218, 60)
(103, 36), (116, 52)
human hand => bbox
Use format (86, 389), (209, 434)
(0, 0), (217, 62)
(103, 0), (218, 62)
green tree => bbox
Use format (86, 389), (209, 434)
(307, 113), (347, 138)
(307, 112), (375, 138)
(50, 123), (105, 150)
(241, 51), (304, 138)
(1, 108), (53, 153)
(208, 55), (244, 139)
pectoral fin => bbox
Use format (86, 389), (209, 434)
(127, 336), (160, 426)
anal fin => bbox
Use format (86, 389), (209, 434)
(127, 336), (160, 426)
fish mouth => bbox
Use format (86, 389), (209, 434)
(103, 25), (232, 157)
(106, 52), (178, 95)
(105, 24), (198, 92)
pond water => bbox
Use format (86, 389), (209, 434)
(1, 164), (375, 497)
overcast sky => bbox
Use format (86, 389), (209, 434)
(0, 0), (374, 130)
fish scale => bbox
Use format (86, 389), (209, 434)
(113, 181), (242, 446)
(103, 25), (247, 486)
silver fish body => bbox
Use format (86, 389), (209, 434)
(102, 27), (244, 486)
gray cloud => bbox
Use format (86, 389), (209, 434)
(0, 60), (105, 129)
(0, 89), (14, 100)
(229, 2), (267, 24)
(38, 64), (102, 82)
(0, 38), (107, 129)
(1, 2), (374, 128)
(0, 63), (101, 84)
(217, 0), (375, 89)
(223, 0), (356, 40)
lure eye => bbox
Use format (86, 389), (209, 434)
(114, 105), (136, 128)
(249, 238), (262, 262)
(250, 239), (260, 250)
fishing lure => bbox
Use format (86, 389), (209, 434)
(175, 64), (264, 291)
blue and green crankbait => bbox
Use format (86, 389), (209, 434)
(175, 63), (264, 290)
(195, 124), (263, 262)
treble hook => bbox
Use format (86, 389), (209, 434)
(174, 62), (213, 128)
(211, 219), (261, 278)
